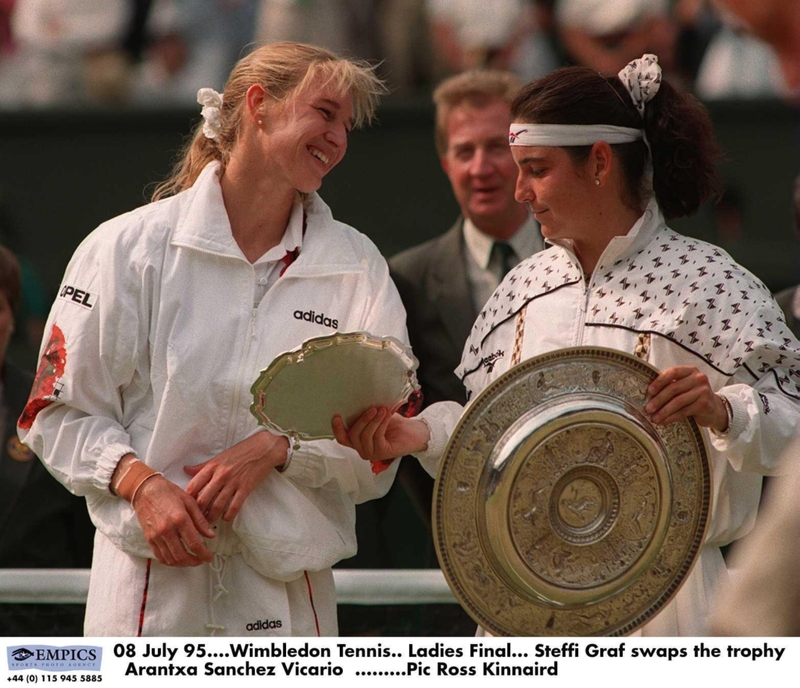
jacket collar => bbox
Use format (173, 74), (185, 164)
(171, 162), (363, 274)
(548, 197), (665, 274)
(459, 199), (667, 367)
(172, 163), (241, 258)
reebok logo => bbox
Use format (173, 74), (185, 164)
(481, 350), (504, 372)
(294, 309), (339, 329)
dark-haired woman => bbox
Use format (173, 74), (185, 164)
(335, 55), (800, 635)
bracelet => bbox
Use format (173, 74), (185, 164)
(277, 437), (299, 473)
(714, 394), (734, 437)
(112, 460), (154, 499)
(417, 415), (433, 453)
(130, 472), (164, 507)
(113, 459), (160, 502)
(110, 457), (141, 495)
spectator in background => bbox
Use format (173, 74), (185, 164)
(772, 176), (800, 339)
(392, 69), (543, 411)
(377, 0), (433, 98)
(555, 0), (677, 78)
(0, 1), (13, 53)
(672, 0), (721, 88)
(0, 199), (49, 371)
(1, 1), (21, 105)
(255, 0), (435, 98)
(10, 0), (130, 106)
(695, 0), (800, 100)
(132, 0), (258, 105)
(694, 2), (786, 99)
(426, 0), (557, 81)
(0, 245), (95, 636)
(256, 1), (352, 56)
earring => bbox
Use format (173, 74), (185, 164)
(257, 119), (263, 126)
(594, 179), (600, 186)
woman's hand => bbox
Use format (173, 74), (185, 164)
(184, 432), (289, 523)
(332, 407), (430, 462)
(646, 365), (729, 432)
(131, 475), (215, 567)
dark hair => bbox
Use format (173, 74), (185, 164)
(510, 66), (722, 219)
(0, 245), (21, 315)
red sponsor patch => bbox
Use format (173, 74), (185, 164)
(18, 323), (68, 430)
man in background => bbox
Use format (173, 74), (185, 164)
(391, 69), (543, 412)
(386, 71), (544, 632)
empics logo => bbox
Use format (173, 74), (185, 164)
(294, 309), (339, 329)
(7, 645), (103, 672)
(59, 285), (96, 309)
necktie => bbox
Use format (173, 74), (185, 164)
(493, 241), (516, 280)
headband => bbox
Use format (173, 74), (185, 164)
(197, 88), (224, 140)
(508, 123), (642, 147)
(508, 54), (662, 147)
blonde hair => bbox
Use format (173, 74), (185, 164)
(433, 70), (522, 156)
(152, 42), (387, 201)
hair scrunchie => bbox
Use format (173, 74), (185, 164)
(197, 87), (224, 140)
(618, 54), (662, 118)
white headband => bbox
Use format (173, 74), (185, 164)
(509, 123), (642, 147)
(508, 53), (662, 147)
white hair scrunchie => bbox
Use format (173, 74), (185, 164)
(197, 88), (224, 140)
(618, 53), (662, 118)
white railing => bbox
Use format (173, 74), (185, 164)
(0, 569), (457, 606)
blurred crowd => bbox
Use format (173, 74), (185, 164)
(0, 0), (797, 108)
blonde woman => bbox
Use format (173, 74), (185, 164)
(18, 42), (406, 636)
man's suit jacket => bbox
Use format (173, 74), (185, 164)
(377, 221), (494, 634)
(389, 219), (476, 407)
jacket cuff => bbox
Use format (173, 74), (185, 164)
(709, 392), (748, 448)
(413, 406), (450, 478)
(95, 443), (137, 493)
(277, 451), (311, 482)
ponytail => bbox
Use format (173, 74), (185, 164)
(643, 79), (722, 219)
(151, 128), (220, 202)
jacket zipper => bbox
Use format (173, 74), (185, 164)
(570, 249), (593, 346)
(177, 247), (362, 447)
(225, 281), (258, 448)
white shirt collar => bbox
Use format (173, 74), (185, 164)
(253, 196), (304, 265)
(462, 213), (541, 268)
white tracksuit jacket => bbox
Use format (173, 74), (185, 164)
(18, 162), (406, 636)
(417, 199), (800, 636)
